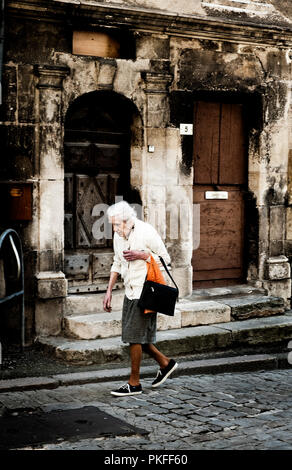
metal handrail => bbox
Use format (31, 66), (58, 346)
(0, 229), (25, 357)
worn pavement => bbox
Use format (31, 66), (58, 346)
(1, 365), (292, 450)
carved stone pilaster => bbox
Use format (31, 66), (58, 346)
(34, 64), (70, 89)
(33, 65), (70, 289)
(34, 65), (70, 126)
(142, 71), (173, 127)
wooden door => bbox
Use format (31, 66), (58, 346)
(64, 130), (127, 293)
(192, 101), (247, 287)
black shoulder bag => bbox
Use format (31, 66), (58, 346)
(138, 256), (179, 316)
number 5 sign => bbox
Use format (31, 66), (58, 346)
(180, 123), (193, 135)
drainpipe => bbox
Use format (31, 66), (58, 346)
(0, 0), (5, 105)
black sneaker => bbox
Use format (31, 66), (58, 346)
(152, 359), (178, 388)
(111, 383), (143, 397)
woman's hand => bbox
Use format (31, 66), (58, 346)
(103, 290), (112, 312)
(123, 250), (149, 262)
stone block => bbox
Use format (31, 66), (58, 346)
(262, 279), (291, 309)
(269, 124), (289, 172)
(145, 128), (167, 185)
(18, 65), (35, 123)
(267, 256), (291, 280)
(157, 311), (181, 330)
(39, 180), (64, 251)
(64, 290), (125, 315)
(0, 66), (17, 122)
(171, 265), (192, 298)
(136, 34), (170, 60)
(179, 301), (231, 327)
(38, 250), (63, 272)
(65, 309), (182, 340)
(35, 298), (64, 336)
(286, 206), (292, 239)
(217, 295), (285, 321)
(39, 88), (62, 124)
(64, 312), (122, 340)
(156, 325), (232, 356)
(270, 206), (285, 241)
(218, 315), (292, 346)
(147, 93), (169, 128)
(36, 271), (67, 299)
(97, 62), (116, 89)
(39, 126), (63, 179)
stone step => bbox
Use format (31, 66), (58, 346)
(64, 285), (267, 317)
(64, 290), (125, 316)
(64, 310), (182, 340)
(190, 284), (267, 301)
(63, 295), (285, 340)
(38, 313), (292, 365)
(214, 295), (285, 320)
(63, 300), (232, 340)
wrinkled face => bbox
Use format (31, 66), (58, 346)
(110, 216), (132, 239)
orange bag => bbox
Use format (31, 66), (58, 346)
(144, 255), (166, 314)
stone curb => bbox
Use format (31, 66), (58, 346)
(0, 352), (290, 393)
(0, 377), (59, 393)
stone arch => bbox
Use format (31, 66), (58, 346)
(63, 90), (144, 292)
(64, 89), (143, 204)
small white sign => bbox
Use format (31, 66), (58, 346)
(205, 191), (228, 200)
(148, 145), (155, 153)
(180, 124), (193, 135)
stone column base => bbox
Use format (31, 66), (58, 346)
(35, 298), (64, 337)
(264, 256), (291, 309)
(36, 271), (67, 299)
(172, 265), (192, 298)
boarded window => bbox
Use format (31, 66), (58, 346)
(73, 31), (120, 58)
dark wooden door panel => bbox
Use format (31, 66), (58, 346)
(192, 187), (244, 282)
(193, 101), (220, 185)
(219, 103), (246, 185)
(76, 174), (109, 248)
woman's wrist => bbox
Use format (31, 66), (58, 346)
(141, 250), (150, 261)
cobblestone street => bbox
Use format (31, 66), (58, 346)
(1, 368), (292, 450)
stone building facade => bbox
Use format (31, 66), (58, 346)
(1, 0), (292, 343)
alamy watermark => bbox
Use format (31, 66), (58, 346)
(91, 196), (200, 248)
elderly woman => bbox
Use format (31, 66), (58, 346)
(103, 200), (177, 397)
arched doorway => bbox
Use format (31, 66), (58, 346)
(63, 90), (141, 294)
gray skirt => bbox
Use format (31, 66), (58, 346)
(122, 295), (157, 344)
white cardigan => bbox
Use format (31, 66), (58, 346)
(110, 218), (171, 300)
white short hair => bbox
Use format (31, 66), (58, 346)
(107, 201), (137, 222)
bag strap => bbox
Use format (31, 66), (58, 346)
(159, 256), (179, 293)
